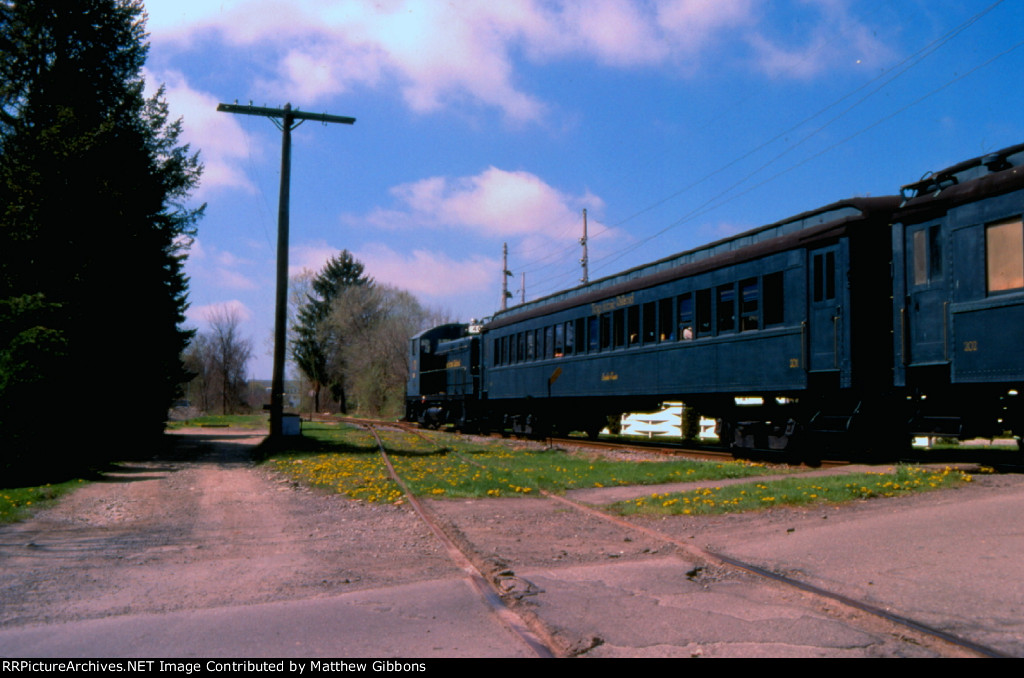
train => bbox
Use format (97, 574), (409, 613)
(406, 142), (1024, 452)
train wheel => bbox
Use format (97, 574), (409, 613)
(720, 419), (755, 450)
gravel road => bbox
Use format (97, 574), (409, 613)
(0, 429), (456, 629)
(2, 428), (1019, 658)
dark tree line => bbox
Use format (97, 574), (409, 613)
(0, 1), (203, 482)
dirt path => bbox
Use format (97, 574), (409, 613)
(0, 429), (455, 629)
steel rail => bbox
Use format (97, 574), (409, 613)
(432, 440), (1007, 658)
(363, 425), (557, 658)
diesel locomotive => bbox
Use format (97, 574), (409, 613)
(406, 142), (1024, 451)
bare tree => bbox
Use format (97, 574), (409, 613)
(182, 305), (253, 415)
(208, 306), (253, 414)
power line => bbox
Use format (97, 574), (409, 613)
(574, 0), (1010, 284)
(592, 33), (1024, 278)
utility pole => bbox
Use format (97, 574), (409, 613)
(580, 208), (589, 285)
(216, 102), (355, 438)
(520, 272), (526, 305)
(501, 242), (513, 310)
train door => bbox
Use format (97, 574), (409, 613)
(902, 223), (949, 366)
(807, 245), (843, 373)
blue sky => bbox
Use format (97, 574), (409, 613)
(141, 0), (1024, 379)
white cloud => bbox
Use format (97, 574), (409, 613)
(145, 1), (892, 122)
(144, 69), (261, 195)
(289, 241), (343, 278)
(147, 0), (547, 121)
(656, 0), (756, 45)
(184, 238), (261, 291)
(286, 239), (499, 318)
(214, 268), (261, 291)
(556, 0), (668, 66)
(383, 166), (602, 239)
(354, 243), (496, 300)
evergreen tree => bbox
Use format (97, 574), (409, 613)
(291, 251), (371, 413)
(0, 1), (203, 481)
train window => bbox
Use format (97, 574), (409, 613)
(516, 333), (524, 363)
(740, 278), (759, 331)
(589, 315), (599, 352)
(717, 284), (736, 333)
(627, 305), (640, 347)
(642, 302), (656, 344)
(678, 293), (694, 340)
(913, 226), (942, 286)
(658, 298), (674, 341)
(574, 317), (584, 355)
(813, 252), (836, 301)
(542, 326), (552, 359)
(696, 290), (712, 335)
(599, 313), (611, 350)
(563, 322), (573, 356)
(613, 308), (626, 348)
(986, 218), (1024, 292)
(764, 272), (784, 325)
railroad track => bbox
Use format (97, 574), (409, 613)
(544, 434), (855, 469)
(360, 422), (558, 657)
(350, 418), (1009, 658)
(335, 415), (848, 468)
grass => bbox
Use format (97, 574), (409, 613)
(270, 424), (406, 503)
(0, 479), (86, 524)
(268, 423), (781, 502)
(167, 413), (269, 429)
(610, 465), (984, 516)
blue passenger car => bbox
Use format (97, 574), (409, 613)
(483, 197), (899, 447)
(892, 143), (1024, 440)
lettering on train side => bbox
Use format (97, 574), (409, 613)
(590, 294), (635, 315)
